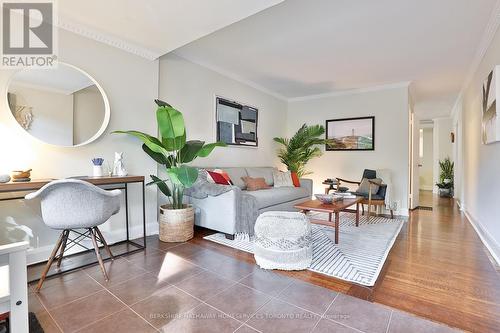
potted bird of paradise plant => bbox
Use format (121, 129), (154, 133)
(114, 99), (225, 242)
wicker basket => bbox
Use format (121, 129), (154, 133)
(159, 204), (195, 242)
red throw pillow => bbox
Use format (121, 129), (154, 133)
(207, 170), (231, 185)
(291, 172), (300, 187)
(213, 169), (233, 185)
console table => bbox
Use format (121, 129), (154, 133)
(0, 176), (146, 282)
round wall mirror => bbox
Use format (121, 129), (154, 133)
(6, 63), (110, 147)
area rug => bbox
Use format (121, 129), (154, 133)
(204, 213), (405, 286)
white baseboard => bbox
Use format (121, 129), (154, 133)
(27, 222), (159, 265)
(419, 186), (433, 191)
(464, 210), (500, 265)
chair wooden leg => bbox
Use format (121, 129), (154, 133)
(90, 228), (109, 281)
(35, 231), (65, 292)
(94, 227), (114, 260)
(361, 204), (365, 215)
(390, 210), (394, 219)
(56, 230), (69, 267)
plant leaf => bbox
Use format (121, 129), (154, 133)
(154, 99), (172, 108)
(198, 142), (226, 157)
(179, 140), (205, 163)
(149, 175), (171, 197)
(113, 130), (168, 156)
(142, 144), (172, 166)
(156, 106), (186, 151)
(169, 166), (198, 188)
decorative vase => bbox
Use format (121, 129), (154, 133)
(158, 204), (195, 242)
(93, 165), (104, 177)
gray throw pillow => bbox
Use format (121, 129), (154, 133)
(357, 178), (382, 195)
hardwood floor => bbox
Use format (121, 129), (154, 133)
(190, 195), (500, 332)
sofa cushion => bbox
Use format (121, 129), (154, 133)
(223, 168), (248, 189)
(246, 167), (276, 186)
(246, 187), (310, 209)
(241, 177), (271, 191)
(273, 170), (294, 188)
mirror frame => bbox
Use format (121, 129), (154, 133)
(5, 62), (111, 148)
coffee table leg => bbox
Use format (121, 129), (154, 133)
(335, 212), (339, 244)
(356, 203), (359, 227)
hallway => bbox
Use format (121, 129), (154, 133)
(372, 196), (500, 332)
(191, 196), (500, 332)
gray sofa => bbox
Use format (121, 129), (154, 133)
(186, 167), (313, 236)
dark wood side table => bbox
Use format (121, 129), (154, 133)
(295, 197), (363, 244)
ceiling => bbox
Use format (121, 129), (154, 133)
(58, 0), (284, 59)
(172, 0), (499, 119)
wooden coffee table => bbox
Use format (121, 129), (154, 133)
(294, 197), (363, 244)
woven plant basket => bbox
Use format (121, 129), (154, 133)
(159, 204), (195, 242)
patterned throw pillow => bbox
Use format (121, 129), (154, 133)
(241, 177), (271, 191)
(272, 170), (294, 187)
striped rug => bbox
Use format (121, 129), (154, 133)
(204, 212), (404, 286)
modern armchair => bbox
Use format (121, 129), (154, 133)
(25, 179), (121, 291)
(336, 169), (394, 220)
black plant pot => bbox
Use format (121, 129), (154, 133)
(438, 188), (453, 198)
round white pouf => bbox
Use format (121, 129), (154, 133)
(254, 211), (312, 270)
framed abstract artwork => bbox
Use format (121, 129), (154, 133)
(216, 96), (258, 147)
(482, 66), (500, 144)
(325, 116), (375, 151)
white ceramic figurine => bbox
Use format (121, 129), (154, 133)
(113, 152), (128, 176)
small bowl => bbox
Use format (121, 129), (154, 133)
(12, 169), (32, 179)
(315, 194), (334, 204)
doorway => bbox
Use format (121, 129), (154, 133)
(418, 121), (434, 208)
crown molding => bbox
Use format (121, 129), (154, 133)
(288, 81), (411, 102)
(450, 0), (500, 116)
(172, 52), (289, 101)
(173, 52), (412, 103)
(57, 17), (161, 61)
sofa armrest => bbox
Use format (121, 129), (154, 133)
(299, 178), (313, 197)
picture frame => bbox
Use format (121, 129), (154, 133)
(325, 116), (375, 151)
(215, 96), (259, 147)
(482, 65), (500, 144)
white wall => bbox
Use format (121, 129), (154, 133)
(461, 23), (500, 263)
(287, 86), (410, 215)
(73, 85), (105, 145)
(8, 85), (74, 146)
(158, 54), (288, 168)
(432, 117), (453, 192)
(0, 29), (159, 263)
(419, 128), (434, 190)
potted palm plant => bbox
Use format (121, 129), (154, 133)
(273, 124), (330, 177)
(435, 157), (454, 197)
(114, 99), (225, 242)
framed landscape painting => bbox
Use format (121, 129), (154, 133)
(482, 66), (500, 144)
(326, 116), (375, 151)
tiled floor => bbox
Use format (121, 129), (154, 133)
(28, 237), (461, 333)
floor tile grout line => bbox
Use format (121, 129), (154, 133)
(82, 273), (160, 332)
(310, 293), (339, 332)
(232, 280), (329, 319)
(385, 310), (394, 333)
(41, 286), (105, 313)
(32, 290), (64, 333)
(172, 281), (265, 332)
